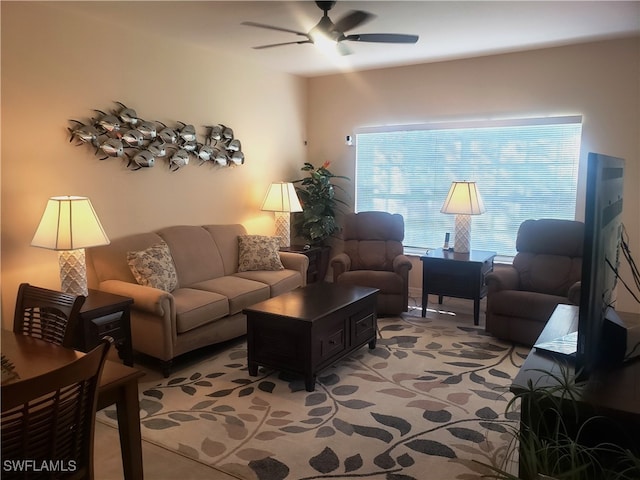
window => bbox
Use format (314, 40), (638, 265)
(355, 116), (582, 257)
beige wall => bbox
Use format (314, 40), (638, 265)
(0, 2), (308, 326)
(307, 37), (640, 313)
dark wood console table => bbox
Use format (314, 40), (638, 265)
(512, 304), (640, 478)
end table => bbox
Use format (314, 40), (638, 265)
(420, 249), (496, 325)
(280, 245), (330, 284)
(75, 289), (134, 366)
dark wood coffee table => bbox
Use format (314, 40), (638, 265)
(243, 283), (378, 391)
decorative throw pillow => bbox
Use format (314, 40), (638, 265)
(238, 235), (284, 272)
(127, 242), (178, 292)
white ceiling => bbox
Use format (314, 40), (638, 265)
(58, 1), (640, 77)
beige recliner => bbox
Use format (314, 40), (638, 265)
(331, 211), (412, 315)
(485, 218), (584, 345)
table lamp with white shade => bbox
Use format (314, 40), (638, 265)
(440, 181), (485, 254)
(261, 182), (303, 248)
(31, 196), (110, 296)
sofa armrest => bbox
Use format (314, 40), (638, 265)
(393, 254), (413, 277)
(98, 279), (175, 318)
(279, 251), (309, 286)
(331, 253), (351, 281)
(485, 265), (520, 293)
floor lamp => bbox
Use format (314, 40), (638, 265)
(440, 181), (485, 254)
(261, 182), (303, 248)
(31, 196), (110, 296)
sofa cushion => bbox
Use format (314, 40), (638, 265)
(88, 232), (164, 284)
(172, 288), (229, 334)
(190, 276), (270, 315)
(158, 226), (225, 286)
(127, 242), (178, 292)
(203, 224), (247, 275)
(234, 269), (302, 297)
(237, 235), (284, 272)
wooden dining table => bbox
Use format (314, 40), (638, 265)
(2, 332), (145, 480)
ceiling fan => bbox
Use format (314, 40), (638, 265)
(242, 1), (419, 56)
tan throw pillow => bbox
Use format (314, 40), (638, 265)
(238, 235), (284, 272)
(127, 242), (178, 292)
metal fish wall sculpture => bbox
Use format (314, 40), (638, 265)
(68, 102), (245, 171)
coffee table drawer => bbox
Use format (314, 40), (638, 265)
(353, 309), (376, 345)
(318, 326), (346, 361)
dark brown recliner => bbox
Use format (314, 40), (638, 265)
(331, 211), (412, 315)
(485, 218), (584, 345)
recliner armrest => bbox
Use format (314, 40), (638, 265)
(485, 265), (520, 292)
(568, 281), (581, 305)
(393, 254), (413, 276)
(331, 253), (351, 281)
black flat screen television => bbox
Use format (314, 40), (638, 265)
(576, 152), (625, 380)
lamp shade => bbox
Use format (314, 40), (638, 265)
(261, 182), (303, 213)
(31, 196), (110, 250)
(440, 181), (486, 215)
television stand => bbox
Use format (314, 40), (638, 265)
(511, 304), (640, 479)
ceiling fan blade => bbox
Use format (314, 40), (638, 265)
(241, 21), (307, 37)
(345, 33), (419, 44)
(333, 10), (374, 33)
(252, 40), (312, 50)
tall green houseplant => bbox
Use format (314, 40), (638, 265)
(292, 161), (350, 246)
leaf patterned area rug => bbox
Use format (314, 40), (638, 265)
(98, 306), (529, 480)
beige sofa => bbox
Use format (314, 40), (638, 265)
(87, 224), (308, 376)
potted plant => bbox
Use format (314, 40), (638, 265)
(478, 364), (640, 480)
(292, 161), (350, 246)
(291, 161), (350, 281)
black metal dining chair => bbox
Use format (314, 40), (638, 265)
(13, 283), (86, 348)
(1, 338), (111, 480)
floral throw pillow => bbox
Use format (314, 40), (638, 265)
(238, 235), (284, 272)
(127, 242), (178, 292)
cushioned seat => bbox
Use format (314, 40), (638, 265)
(331, 211), (412, 315)
(485, 218), (584, 345)
(191, 276), (270, 315)
(172, 288), (229, 334)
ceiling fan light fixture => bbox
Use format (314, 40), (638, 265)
(244, 1), (419, 54)
(310, 29), (338, 52)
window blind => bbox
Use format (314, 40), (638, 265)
(355, 116), (582, 256)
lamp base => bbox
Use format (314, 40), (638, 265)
(274, 212), (291, 248)
(453, 214), (471, 254)
(58, 249), (88, 296)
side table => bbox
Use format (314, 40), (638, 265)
(280, 245), (330, 284)
(75, 289), (134, 366)
(420, 249), (496, 325)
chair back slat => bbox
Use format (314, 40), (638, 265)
(13, 283), (86, 348)
(1, 339), (111, 480)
